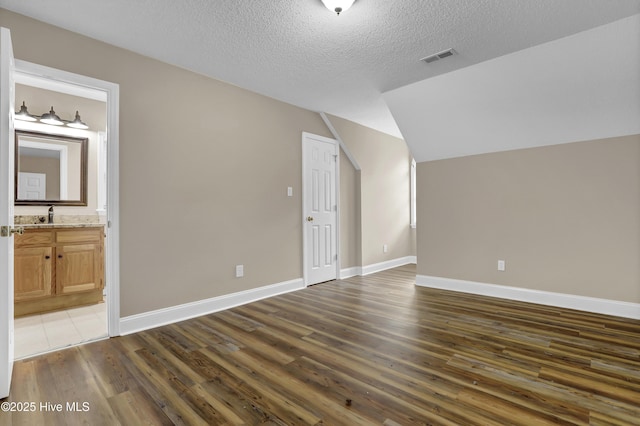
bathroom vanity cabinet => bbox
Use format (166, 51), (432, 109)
(14, 226), (104, 316)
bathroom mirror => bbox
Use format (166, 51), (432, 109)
(15, 130), (88, 206)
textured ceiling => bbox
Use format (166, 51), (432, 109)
(1, 0), (639, 138)
(384, 15), (640, 161)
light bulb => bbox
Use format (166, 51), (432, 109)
(321, 0), (356, 15)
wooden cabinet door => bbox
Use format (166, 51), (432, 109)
(14, 247), (53, 301)
(56, 243), (103, 294)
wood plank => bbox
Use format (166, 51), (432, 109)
(539, 366), (640, 406)
(214, 310), (265, 332)
(126, 348), (213, 426)
(198, 316), (294, 364)
(199, 346), (323, 425)
(107, 388), (174, 426)
(5, 265), (640, 425)
(456, 388), (571, 426)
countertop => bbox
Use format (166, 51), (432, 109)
(20, 223), (106, 229)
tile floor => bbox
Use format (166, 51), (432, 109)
(14, 302), (108, 359)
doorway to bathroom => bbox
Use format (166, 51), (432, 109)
(11, 60), (120, 359)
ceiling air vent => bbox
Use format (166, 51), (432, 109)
(421, 48), (456, 64)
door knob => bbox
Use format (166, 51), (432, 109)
(306, 216), (314, 222)
(0, 226), (24, 237)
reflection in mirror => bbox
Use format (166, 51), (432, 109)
(15, 130), (88, 206)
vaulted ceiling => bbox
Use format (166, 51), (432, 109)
(1, 0), (639, 157)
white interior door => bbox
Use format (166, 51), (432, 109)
(0, 26), (16, 399)
(303, 133), (338, 285)
(18, 172), (46, 200)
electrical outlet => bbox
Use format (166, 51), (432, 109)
(497, 260), (506, 272)
(383, 244), (388, 253)
(287, 187), (293, 197)
(235, 264), (244, 278)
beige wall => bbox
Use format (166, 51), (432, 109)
(328, 114), (416, 267)
(1, 9), (334, 316)
(417, 134), (640, 303)
(339, 148), (360, 268)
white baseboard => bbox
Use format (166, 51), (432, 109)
(339, 267), (360, 279)
(416, 275), (640, 320)
(119, 278), (305, 335)
(339, 256), (417, 278)
(362, 256), (416, 276)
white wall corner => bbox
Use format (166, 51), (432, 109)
(119, 278), (305, 335)
(319, 112), (361, 171)
(415, 275), (640, 320)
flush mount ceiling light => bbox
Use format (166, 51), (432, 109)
(321, 0), (356, 15)
(15, 102), (89, 129)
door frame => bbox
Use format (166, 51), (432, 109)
(301, 132), (340, 286)
(14, 59), (121, 336)
(0, 26), (16, 399)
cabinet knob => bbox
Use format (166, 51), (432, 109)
(57, 255), (63, 259)
(45, 255), (50, 259)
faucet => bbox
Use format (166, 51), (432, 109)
(48, 205), (54, 224)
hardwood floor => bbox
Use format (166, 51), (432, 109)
(2, 264), (640, 425)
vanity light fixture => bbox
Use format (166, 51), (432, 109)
(15, 101), (37, 122)
(66, 111), (89, 129)
(15, 102), (90, 129)
(39, 106), (64, 126)
(321, 0), (356, 15)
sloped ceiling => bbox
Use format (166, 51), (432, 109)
(384, 15), (640, 162)
(1, 0), (639, 142)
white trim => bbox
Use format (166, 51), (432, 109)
(15, 59), (121, 337)
(14, 63), (107, 102)
(342, 256), (416, 278)
(416, 275), (640, 320)
(410, 158), (416, 228)
(0, 25), (16, 400)
(319, 112), (361, 171)
(362, 256), (416, 275)
(105, 82), (120, 336)
(96, 131), (107, 213)
(339, 266), (360, 279)
(335, 140), (341, 279)
(119, 278), (305, 335)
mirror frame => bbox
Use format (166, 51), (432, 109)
(14, 130), (88, 206)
